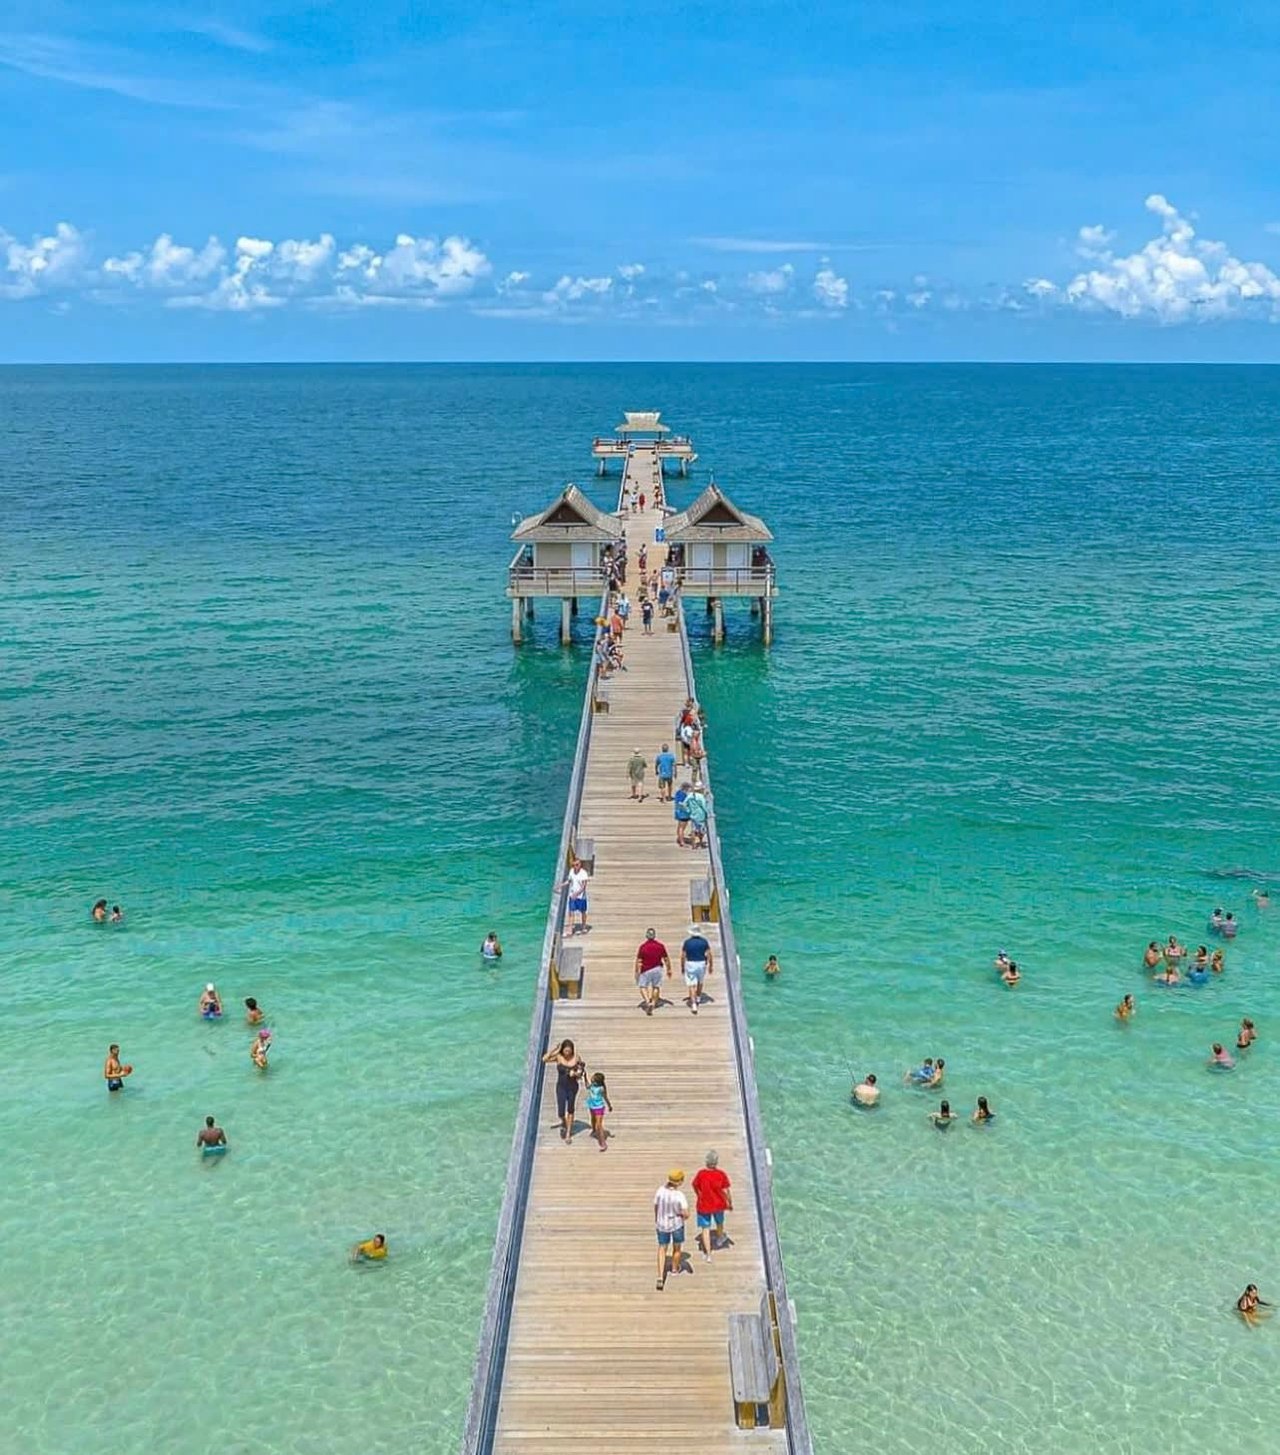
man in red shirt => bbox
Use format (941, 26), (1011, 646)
(691, 1149), (733, 1260)
(633, 928), (671, 1016)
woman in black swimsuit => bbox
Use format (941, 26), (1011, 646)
(542, 1038), (587, 1144)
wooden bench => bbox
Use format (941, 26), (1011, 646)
(572, 835), (595, 875)
(689, 877), (715, 923)
(592, 681), (610, 713)
(728, 1293), (782, 1429)
(549, 944), (584, 1000)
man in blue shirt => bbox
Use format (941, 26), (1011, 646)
(681, 926), (714, 1015)
(654, 742), (676, 802)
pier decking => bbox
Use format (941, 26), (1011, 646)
(465, 445), (809, 1454)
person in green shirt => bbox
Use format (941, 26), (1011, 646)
(627, 749), (647, 801)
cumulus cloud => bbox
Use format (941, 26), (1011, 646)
(104, 233), (226, 288)
(746, 263), (794, 295)
(1055, 195), (1280, 323)
(543, 274), (613, 305)
(617, 262), (645, 281)
(812, 261), (849, 310)
(0, 222), (90, 298)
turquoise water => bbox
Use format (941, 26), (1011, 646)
(3, 365), (1279, 1453)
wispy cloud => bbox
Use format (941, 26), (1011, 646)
(183, 18), (272, 55)
(692, 236), (831, 254)
(0, 31), (241, 109)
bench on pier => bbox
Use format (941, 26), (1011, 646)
(728, 1293), (784, 1429)
(592, 681), (610, 713)
(549, 944), (584, 1000)
(571, 835), (595, 874)
(689, 877), (717, 924)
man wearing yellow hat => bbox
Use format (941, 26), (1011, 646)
(653, 1168), (689, 1289)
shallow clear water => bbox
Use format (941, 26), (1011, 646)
(2, 364), (1278, 1453)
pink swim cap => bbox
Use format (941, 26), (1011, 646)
(258, 1029), (272, 1040)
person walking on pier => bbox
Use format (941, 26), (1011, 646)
(654, 1169), (690, 1288)
(673, 783), (692, 847)
(634, 929), (671, 1015)
(641, 596), (654, 635)
(616, 591), (631, 631)
(563, 859), (590, 935)
(681, 924), (714, 1014)
(655, 743), (676, 801)
(627, 749), (647, 801)
(692, 1151), (733, 1260)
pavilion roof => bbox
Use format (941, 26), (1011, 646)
(662, 484), (773, 543)
(510, 484), (622, 543)
(615, 411), (670, 435)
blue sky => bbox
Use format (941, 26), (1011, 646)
(4, 0), (1280, 360)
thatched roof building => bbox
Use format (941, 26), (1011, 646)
(614, 411), (670, 436)
(661, 484), (773, 545)
(510, 485), (621, 544)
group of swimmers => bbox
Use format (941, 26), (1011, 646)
(850, 1058), (995, 1129)
(993, 951), (1020, 986)
(197, 983), (273, 1066)
(1144, 936), (1226, 985)
(91, 899), (123, 924)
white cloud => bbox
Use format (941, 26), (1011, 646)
(500, 270), (531, 290)
(104, 233), (226, 288)
(617, 262), (645, 281)
(693, 237), (830, 254)
(1023, 277), (1057, 298)
(812, 261), (848, 310)
(0, 222), (89, 298)
(746, 263), (794, 295)
(1063, 194), (1280, 323)
(543, 274), (613, 305)
(1076, 224), (1116, 259)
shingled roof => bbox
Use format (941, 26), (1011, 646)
(661, 484), (773, 544)
(510, 485), (622, 543)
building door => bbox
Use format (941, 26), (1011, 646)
(570, 542), (594, 573)
(690, 543), (713, 580)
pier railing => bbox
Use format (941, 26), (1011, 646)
(676, 608), (814, 1455)
(461, 581), (609, 1455)
(675, 565), (776, 595)
(507, 564), (609, 597)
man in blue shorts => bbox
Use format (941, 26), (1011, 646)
(692, 1150), (733, 1260)
(563, 858), (590, 935)
(680, 924), (714, 1015)
(653, 1169), (689, 1288)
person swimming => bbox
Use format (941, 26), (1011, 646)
(972, 1096), (995, 1124)
(1000, 961), (1021, 987)
(1211, 949), (1225, 974)
(1165, 936), (1187, 963)
(1194, 945), (1209, 970)
(1115, 993), (1136, 1021)
(244, 997), (264, 1026)
(481, 932), (503, 960)
(1209, 908), (1226, 933)
(1143, 941), (1161, 969)
(1222, 912), (1239, 939)
(1237, 1284), (1272, 1328)
(199, 983), (223, 1019)
(763, 955), (781, 979)
(906, 1057), (935, 1085)
(1209, 1042), (1235, 1070)
(924, 1058), (946, 1088)
(92, 899), (108, 924)
(1253, 888), (1271, 910)
(251, 1028), (272, 1069)
(994, 951), (1012, 973)
(852, 1073), (880, 1107)
(930, 1100), (956, 1129)
(195, 1115), (227, 1151)
(352, 1233), (387, 1263)
(109, 905), (123, 924)
(1237, 1018), (1257, 1051)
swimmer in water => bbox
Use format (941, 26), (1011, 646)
(1209, 1042), (1235, 1070)
(763, 954), (781, 979)
(972, 1096), (995, 1124)
(1237, 1284), (1273, 1327)
(1143, 941), (1161, 969)
(1115, 993), (1136, 1021)
(929, 1100), (956, 1129)
(352, 1233), (387, 1263)
(1153, 964), (1179, 985)
(1237, 1018), (1257, 1051)
(905, 1057), (935, 1086)
(110, 905), (123, 924)
(244, 997), (263, 1026)
(103, 1044), (132, 1091)
(1194, 945), (1209, 970)
(1223, 912), (1238, 939)
(1253, 888), (1271, 910)
(852, 1073), (880, 1107)
(481, 931), (503, 960)
(251, 1028), (271, 1069)
(924, 1058), (946, 1089)
(199, 983), (222, 1018)
(1000, 961), (1021, 987)
(92, 899), (108, 924)
(195, 1115), (227, 1150)
(1210, 908), (1226, 933)
(994, 951), (1012, 973)
(1165, 936), (1187, 965)
(1211, 949), (1225, 974)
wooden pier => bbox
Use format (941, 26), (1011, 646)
(465, 442), (809, 1454)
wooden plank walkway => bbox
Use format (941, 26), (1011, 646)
(466, 444), (808, 1455)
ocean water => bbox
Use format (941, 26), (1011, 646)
(2, 364), (1279, 1454)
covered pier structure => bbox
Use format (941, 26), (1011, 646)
(592, 410), (697, 477)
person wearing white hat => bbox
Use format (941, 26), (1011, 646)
(680, 924), (714, 1014)
(198, 983), (223, 1019)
